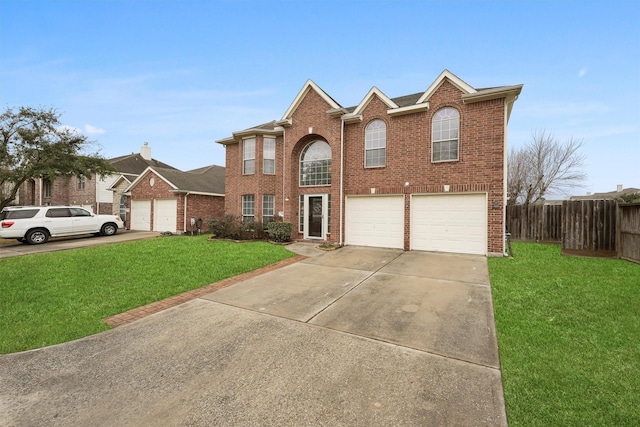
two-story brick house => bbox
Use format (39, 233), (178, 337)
(217, 70), (522, 256)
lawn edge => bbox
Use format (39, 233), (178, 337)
(103, 254), (307, 327)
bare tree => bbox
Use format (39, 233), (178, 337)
(507, 130), (587, 206)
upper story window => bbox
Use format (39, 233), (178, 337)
(300, 140), (332, 186)
(243, 138), (256, 174)
(365, 119), (386, 168)
(77, 174), (86, 190)
(263, 137), (275, 174)
(432, 107), (460, 162)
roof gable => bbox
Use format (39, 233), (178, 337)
(109, 153), (178, 175)
(417, 69), (476, 104)
(350, 87), (398, 116)
(280, 80), (342, 122)
(125, 165), (225, 195)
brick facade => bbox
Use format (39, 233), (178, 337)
(129, 170), (224, 233)
(18, 175), (99, 211)
(219, 71), (522, 255)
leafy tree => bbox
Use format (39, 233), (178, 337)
(507, 130), (587, 206)
(0, 106), (115, 210)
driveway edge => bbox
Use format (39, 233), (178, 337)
(103, 254), (306, 327)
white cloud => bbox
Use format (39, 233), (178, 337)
(84, 124), (106, 135)
(578, 68), (587, 78)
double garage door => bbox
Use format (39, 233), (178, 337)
(345, 194), (487, 255)
(130, 199), (177, 233)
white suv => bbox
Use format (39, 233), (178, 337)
(0, 206), (125, 245)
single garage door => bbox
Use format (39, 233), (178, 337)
(154, 199), (177, 233)
(346, 195), (404, 249)
(411, 193), (487, 255)
(130, 200), (151, 231)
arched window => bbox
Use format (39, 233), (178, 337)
(300, 140), (332, 186)
(432, 107), (459, 162)
(365, 119), (386, 168)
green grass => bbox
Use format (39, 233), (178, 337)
(0, 236), (294, 353)
(489, 242), (640, 426)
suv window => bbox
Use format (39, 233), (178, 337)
(70, 208), (92, 217)
(45, 208), (72, 218)
(0, 209), (39, 220)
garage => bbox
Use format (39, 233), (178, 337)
(153, 199), (177, 233)
(130, 200), (151, 231)
(410, 193), (487, 255)
(345, 195), (404, 249)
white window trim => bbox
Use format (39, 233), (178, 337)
(364, 119), (387, 168)
(242, 137), (256, 175)
(431, 107), (460, 163)
(242, 194), (255, 222)
(299, 140), (332, 187)
(263, 137), (276, 175)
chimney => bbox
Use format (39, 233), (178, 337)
(617, 184), (623, 192)
(140, 142), (152, 160)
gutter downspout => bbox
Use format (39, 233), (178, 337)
(339, 118), (344, 246)
(282, 127), (286, 218)
(502, 96), (517, 255)
(38, 178), (42, 205)
(183, 192), (190, 233)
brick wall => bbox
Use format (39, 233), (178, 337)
(130, 171), (223, 233)
(222, 78), (508, 254)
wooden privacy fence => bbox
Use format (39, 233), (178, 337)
(618, 203), (640, 263)
(507, 200), (640, 262)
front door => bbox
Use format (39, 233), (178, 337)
(308, 196), (323, 238)
(304, 194), (328, 240)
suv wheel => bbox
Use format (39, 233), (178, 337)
(100, 223), (118, 236)
(26, 229), (49, 245)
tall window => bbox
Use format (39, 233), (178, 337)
(263, 137), (275, 174)
(365, 119), (386, 168)
(43, 179), (52, 197)
(299, 195), (304, 233)
(432, 107), (460, 162)
(300, 140), (331, 186)
(262, 195), (275, 224)
(77, 174), (86, 190)
(242, 195), (255, 223)
(243, 138), (256, 174)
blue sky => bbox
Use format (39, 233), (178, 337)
(2, 0), (639, 197)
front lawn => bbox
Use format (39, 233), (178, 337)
(489, 242), (639, 426)
(0, 237), (294, 353)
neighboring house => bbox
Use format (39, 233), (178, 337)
(17, 142), (177, 217)
(569, 185), (640, 201)
(105, 142), (178, 222)
(217, 70), (523, 256)
(123, 165), (225, 233)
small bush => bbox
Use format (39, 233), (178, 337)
(267, 222), (292, 243)
(207, 214), (243, 239)
(207, 215), (268, 241)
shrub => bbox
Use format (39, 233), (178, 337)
(206, 214), (243, 239)
(267, 222), (292, 243)
(207, 215), (268, 241)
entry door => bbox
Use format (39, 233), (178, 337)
(304, 194), (328, 239)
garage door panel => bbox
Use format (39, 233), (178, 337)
(130, 200), (151, 231)
(411, 194), (487, 255)
(154, 199), (177, 233)
(346, 196), (404, 249)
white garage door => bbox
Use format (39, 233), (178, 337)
(346, 196), (404, 249)
(411, 193), (487, 255)
(154, 199), (177, 233)
(130, 200), (151, 231)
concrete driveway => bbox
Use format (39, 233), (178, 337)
(0, 245), (506, 426)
